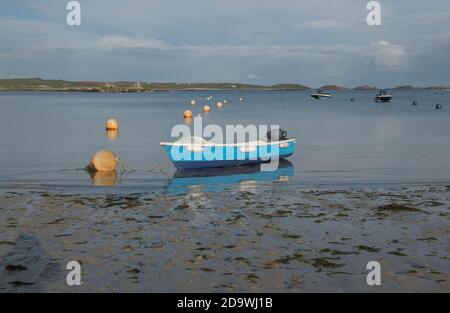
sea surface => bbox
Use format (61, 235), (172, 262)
(0, 90), (449, 193)
(1, 90), (449, 292)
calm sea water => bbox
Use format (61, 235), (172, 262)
(0, 90), (449, 193)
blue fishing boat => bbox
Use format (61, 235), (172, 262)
(160, 130), (295, 170)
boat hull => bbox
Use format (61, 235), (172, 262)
(171, 152), (293, 170)
(310, 94), (332, 99)
(161, 139), (296, 170)
(375, 96), (392, 102)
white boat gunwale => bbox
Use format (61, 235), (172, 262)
(160, 138), (296, 147)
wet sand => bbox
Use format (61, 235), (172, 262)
(0, 184), (449, 292)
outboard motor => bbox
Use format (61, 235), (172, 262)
(266, 128), (287, 141)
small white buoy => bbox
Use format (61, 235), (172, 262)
(86, 150), (117, 172)
(223, 100), (227, 104)
(239, 97), (243, 101)
(105, 118), (119, 130)
(190, 100), (196, 106)
(216, 101), (223, 109)
(203, 105), (211, 112)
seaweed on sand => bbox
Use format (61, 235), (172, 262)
(319, 248), (356, 256)
(265, 252), (308, 268)
(311, 258), (344, 270)
(356, 245), (380, 253)
(376, 203), (420, 213)
(5, 264), (27, 272)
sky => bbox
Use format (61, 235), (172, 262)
(1, 0), (450, 87)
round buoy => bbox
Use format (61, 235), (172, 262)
(203, 105), (211, 112)
(86, 150), (117, 172)
(183, 110), (193, 118)
(436, 104), (442, 109)
(412, 101), (418, 106)
(223, 100), (227, 104)
(216, 101), (223, 109)
(239, 97), (243, 101)
(105, 118), (119, 130)
(190, 100), (196, 106)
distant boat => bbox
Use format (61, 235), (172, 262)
(375, 90), (393, 102)
(310, 90), (332, 99)
(160, 131), (295, 170)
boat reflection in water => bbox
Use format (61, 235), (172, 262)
(89, 170), (117, 187)
(165, 159), (294, 195)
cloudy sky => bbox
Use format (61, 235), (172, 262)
(1, 0), (450, 87)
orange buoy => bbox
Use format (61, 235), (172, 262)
(216, 101), (223, 109)
(105, 118), (119, 130)
(86, 150), (117, 172)
(183, 110), (193, 118)
(203, 105), (211, 112)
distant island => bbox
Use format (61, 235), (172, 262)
(0, 78), (310, 92)
(0, 78), (449, 92)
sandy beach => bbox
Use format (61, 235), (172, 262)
(1, 183), (449, 292)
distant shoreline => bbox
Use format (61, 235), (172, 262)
(0, 78), (449, 93)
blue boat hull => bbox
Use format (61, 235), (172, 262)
(161, 139), (296, 170)
(172, 152), (293, 170)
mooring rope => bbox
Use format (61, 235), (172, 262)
(146, 154), (172, 179)
(116, 156), (135, 174)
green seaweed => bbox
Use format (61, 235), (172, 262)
(311, 258), (344, 269)
(5, 264), (27, 272)
(376, 203), (420, 213)
(356, 245), (380, 253)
